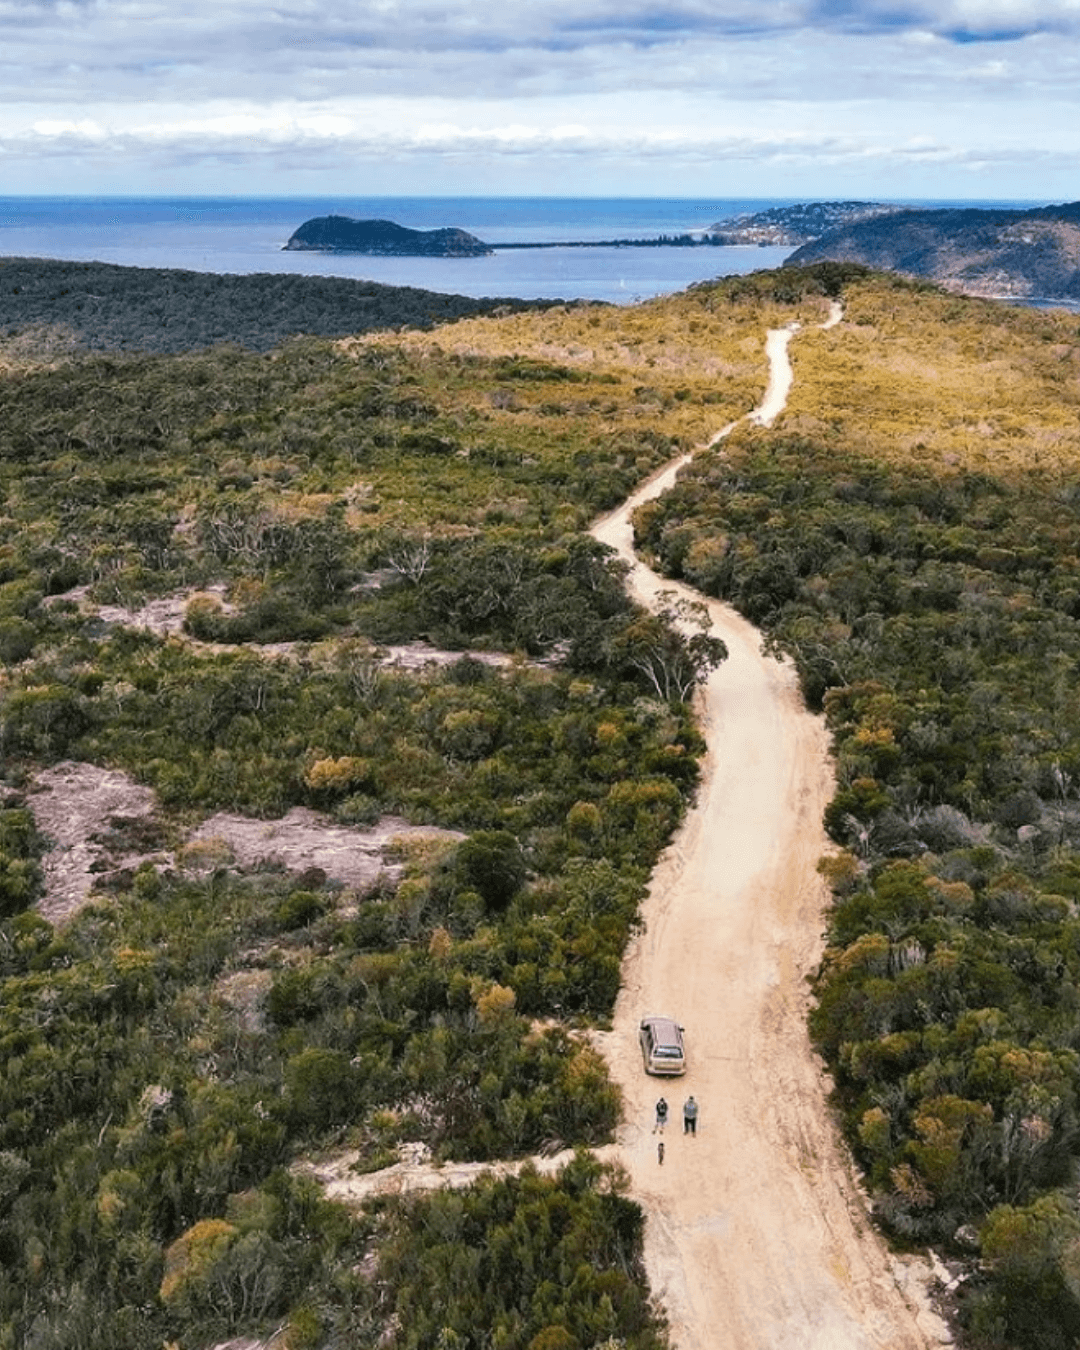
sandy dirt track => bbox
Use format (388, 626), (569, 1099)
(590, 310), (949, 1350)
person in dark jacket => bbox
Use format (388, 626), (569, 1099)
(654, 1097), (669, 1133)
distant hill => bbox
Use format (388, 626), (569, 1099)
(787, 201), (1080, 301)
(285, 216), (493, 257)
(0, 257), (552, 356)
(707, 201), (908, 247)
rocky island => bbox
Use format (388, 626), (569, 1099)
(284, 215), (493, 257)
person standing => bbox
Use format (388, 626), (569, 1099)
(654, 1097), (669, 1133)
(683, 1095), (698, 1135)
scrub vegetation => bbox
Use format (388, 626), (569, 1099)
(0, 265), (801, 1349)
(6, 256), (1077, 1348)
(635, 269), (1080, 1348)
(0, 256), (553, 358)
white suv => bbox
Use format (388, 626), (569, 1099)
(639, 1015), (686, 1075)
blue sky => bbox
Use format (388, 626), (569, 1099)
(1, 0), (1076, 200)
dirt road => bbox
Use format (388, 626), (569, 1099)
(590, 313), (948, 1350)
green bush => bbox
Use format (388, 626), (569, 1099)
(456, 831), (528, 911)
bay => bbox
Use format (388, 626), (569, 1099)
(0, 194), (1046, 305)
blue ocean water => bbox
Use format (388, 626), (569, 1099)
(0, 195), (1047, 306)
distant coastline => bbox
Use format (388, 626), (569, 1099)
(1, 196), (1068, 307)
(283, 202), (900, 258)
(281, 214), (747, 257)
(279, 201), (1080, 306)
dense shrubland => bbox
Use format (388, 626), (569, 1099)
(634, 271), (1080, 1348)
(0, 256), (552, 356)
(10, 256), (1073, 1347)
(362, 1152), (666, 1350)
(0, 269), (781, 1348)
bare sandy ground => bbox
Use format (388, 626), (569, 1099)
(27, 761), (460, 925)
(295, 1141), (583, 1205)
(29, 761), (162, 925)
(589, 307), (951, 1349)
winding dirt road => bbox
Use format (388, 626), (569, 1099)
(292, 305), (951, 1347)
(590, 308), (950, 1350)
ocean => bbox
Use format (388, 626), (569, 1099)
(0, 195), (1046, 306)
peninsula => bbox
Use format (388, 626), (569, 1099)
(788, 200), (1080, 301)
(706, 200), (907, 246)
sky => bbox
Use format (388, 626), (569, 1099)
(0, 0), (1077, 201)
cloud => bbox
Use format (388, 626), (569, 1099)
(0, 10), (1074, 114)
(2, 101), (1072, 173)
(1, 0), (1077, 195)
(3, 0), (1080, 110)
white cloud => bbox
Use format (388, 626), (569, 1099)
(0, 98), (1069, 173)
(31, 117), (106, 138)
(0, 0), (1077, 194)
(3, 0), (1080, 107)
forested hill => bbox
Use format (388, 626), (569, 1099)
(788, 200), (1080, 301)
(284, 216), (493, 257)
(0, 256), (552, 356)
(707, 200), (906, 246)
